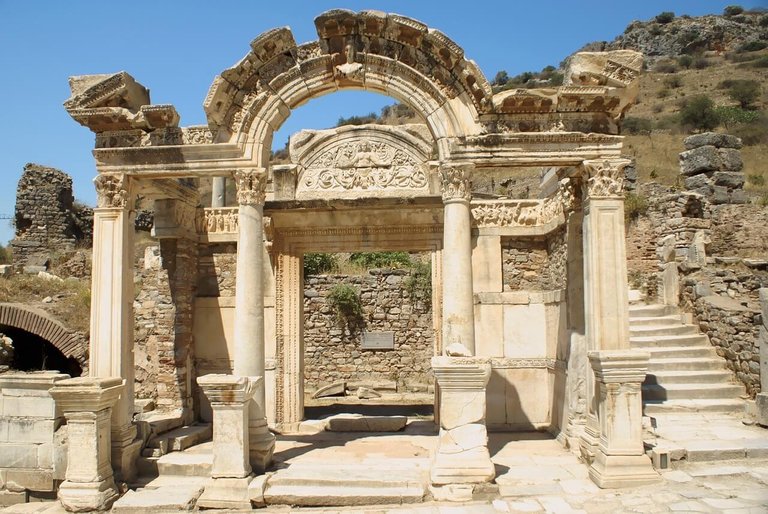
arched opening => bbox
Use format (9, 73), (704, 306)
(0, 326), (82, 377)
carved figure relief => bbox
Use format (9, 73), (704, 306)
(299, 140), (428, 195)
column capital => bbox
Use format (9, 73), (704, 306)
(588, 350), (649, 384)
(94, 173), (133, 208)
(581, 159), (631, 199)
(439, 162), (473, 203)
(233, 168), (267, 206)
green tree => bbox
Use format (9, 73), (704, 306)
(492, 70), (509, 86)
(655, 11), (675, 24)
(723, 5), (744, 16)
(726, 80), (760, 109)
(679, 95), (720, 132)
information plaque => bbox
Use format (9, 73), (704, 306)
(361, 331), (395, 350)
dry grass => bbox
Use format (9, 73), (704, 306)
(0, 275), (91, 334)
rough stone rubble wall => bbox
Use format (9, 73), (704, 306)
(303, 269), (434, 392)
(502, 229), (567, 291)
(11, 163), (92, 268)
(134, 239), (198, 418)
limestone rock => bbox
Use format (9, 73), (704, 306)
(718, 148), (743, 172)
(683, 132), (742, 150)
(312, 381), (346, 399)
(712, 172), (745, 188)
(679, 146), (720, 175)
(356, 386), (381, 399)
(326, 414), (407, 432)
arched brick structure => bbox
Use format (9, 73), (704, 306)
(0, 303), (87, 364)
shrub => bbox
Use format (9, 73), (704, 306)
(664, 76), (683, 89)
(625, 193), (649, 223)
(677, 55), (693, 68)
(679, 95), (720, 132)
(492, 70), (509, 86)
(724, 5), (744, 16)
(655, 11), (675, 24)
(348, 251), (412, 269)
(655, 114), (682, 131)
(748, 174), (766, 187)
(725, 79), (760, 108)
(303, 253), (338, 276)
(715, 106), (761, 128)
(742, 56), (768, 68)
(692, 56), (710, 69)
(738, 41), (768, 53)
(730, 113), (768, 145)
(657, 88), (671, 99)
(760, 15), (768, 27)
(0, 243), (10, 265)
(327, 283), (363, 328)
(404, 261), (432, 309)
(622, 117), (653, 135)
(654, 62), (678, 73)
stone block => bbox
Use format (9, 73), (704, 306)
(0, 396), (58, 419)
(327, 414), (406, 432)
(757, 393), (768, 428)
(712, 171), (745, 188)
(683, 173), (711, 190)
(683, 132), (742, 150)
(679, 145), (719, 175)
(5, 470), (54, 492)
(718, 148), (743, 172)
(3, 419), (56, 444)
(0, 443), (39, 468)
(729, 189), (748, 204)
(712, 185), (729, 204)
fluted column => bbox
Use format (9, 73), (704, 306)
(90, 173), (141, 482)
(233, 168), (275, 472)
(578, 158), (632, 461)
(440, 162), (476, 356)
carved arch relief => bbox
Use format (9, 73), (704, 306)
(290, 124), (435, 200)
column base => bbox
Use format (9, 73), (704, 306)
(431, 425), (495, 485)
(58, 478), (119, 512)
(198, 476), (254, 510)
(579, 417), (599, 464)
(588, 452), (660, 489)
(249, 421), (276, 474)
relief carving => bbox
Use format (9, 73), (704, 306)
(197, 207), (240, 234)
(234, 168), (267, 206)
(94, 174), (130, 208)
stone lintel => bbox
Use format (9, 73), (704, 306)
(49, 377), (124, 413)
(588, 351), (649, 384)
(0, 372), (70, 391)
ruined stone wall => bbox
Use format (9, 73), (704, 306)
(709, 205), (768, 258)
(134, 239), (198, 420)
(680, 263), (766, 396)
(12, 164), (92, 268)
(303, 269), (433, 392)
(502, 229), (567, 291)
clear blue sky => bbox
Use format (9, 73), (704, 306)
(0, 0), (764, 244)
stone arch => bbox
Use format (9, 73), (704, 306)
(0, 303), (87, 365)
(203, 9), (492, 164)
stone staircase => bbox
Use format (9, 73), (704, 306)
(629, 303), (746, 414)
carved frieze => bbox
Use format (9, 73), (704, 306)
(582, 159), (631, 198)
(94, 174), (130, 209)
(196, 207), (239, 234)
(233, 168), (267, 206)
(439, 163), (472, 203)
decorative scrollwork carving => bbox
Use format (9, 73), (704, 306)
(233, 168), (267, 205)
(94, 174), (130, 208)
(439, 163), (473, 203)
(583, 159), (630, 198)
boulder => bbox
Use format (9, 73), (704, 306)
(683, 132), (742, 150)
(679, 145), (719, 175)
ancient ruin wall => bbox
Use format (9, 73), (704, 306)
(502, 229), (567, 291)
(197, 243), (237, 297)
(303, 269), (433, 392)
(12, 163), (92, 267)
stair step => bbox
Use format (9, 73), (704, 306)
(630, 324), (699, 337)
(647, 357), (726, 372)
(636, 346), (717, 359)
(147, 423), (212, 454)
(643, 383), (745, 401)
(631, 334), (710, 347)
(264, 467), (426, 507)
(156, 450), (212, 477)
(644, 399), (745, 415)
(628, 304), (677, 317)
(644, 370), (735, 385)
(629, 315), (683, 327)
(112, 483), (205, 513)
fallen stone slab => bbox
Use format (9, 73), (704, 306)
(312, 381), (346, 399)
(356, 386), (382, 399)
(111, 483), (205, 512)
(327, 414), (407, 432)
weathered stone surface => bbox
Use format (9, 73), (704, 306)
(679, 146), (720, 175)
(356, 387), (381, 399)
(326, 414), (406, 432)
(718, 149), (743, 172)
(311, 381), (346, 399)
(712, 172), (745, 188)
(683, 173), (711, 190)
(683, 132), (742, 150)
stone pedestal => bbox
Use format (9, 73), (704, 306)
(49, 377), (124, 512)
(587, 351), (659, 488)
(430, 356), (494, 496)
(197, 374), (258, 509)
(439, 163), (476, 355)
(233, 169), (276, 471)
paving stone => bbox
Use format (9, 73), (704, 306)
(662, 470), (693, 483)
(669, 500), (710, 512)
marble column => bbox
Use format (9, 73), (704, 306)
(578, 159), (632, 461)
(430, 356), (494, 501)
(49, 377), (124, 512)
(212, 176), (227, 207)
(440, 162), (476, 356)
(233, 168), (275, 472)
(90, 174), (142, 482)
(756, 289), (768, 426)
(588, 351), (659, 488)
(197, 374), (257, 509)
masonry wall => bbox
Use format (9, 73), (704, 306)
(303, 269), (434, 393)
(501, 229), (566, 291)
